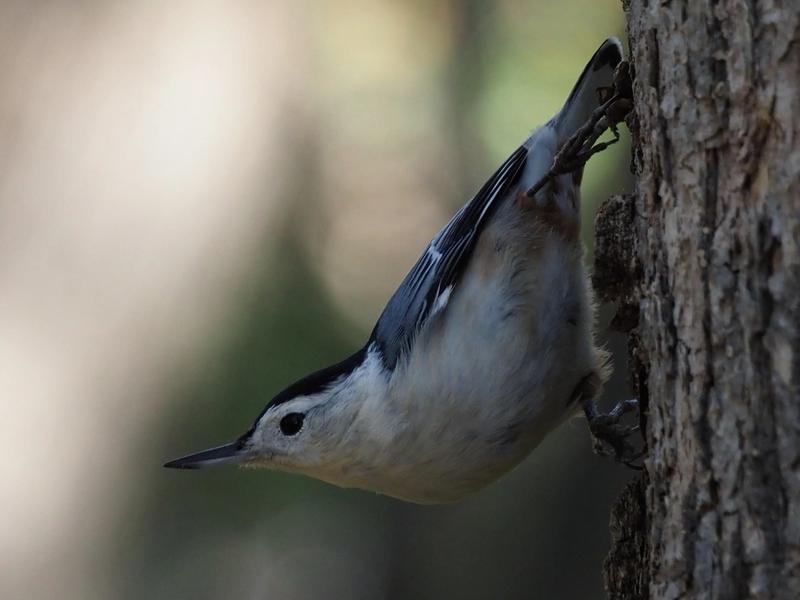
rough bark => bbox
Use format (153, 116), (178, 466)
(596, 2), (800, 599)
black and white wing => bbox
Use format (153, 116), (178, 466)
(370, 144), (528, 369)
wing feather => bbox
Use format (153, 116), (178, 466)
(370, 144), (528, 368)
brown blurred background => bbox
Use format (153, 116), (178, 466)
(0, 1), (633, 598)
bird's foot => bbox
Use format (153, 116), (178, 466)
(582, 397), (644, 469)
(525, 60), (633, 198)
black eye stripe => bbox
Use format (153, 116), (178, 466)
(280, 413), (304, 436)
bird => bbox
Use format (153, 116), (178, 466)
(165, 37), (637, 504)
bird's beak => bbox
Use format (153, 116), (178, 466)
(163, 441), (249, 469)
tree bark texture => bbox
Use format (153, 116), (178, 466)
(597, 2), (800, 599)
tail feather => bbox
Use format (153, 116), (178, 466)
(555, 38), (623, 143)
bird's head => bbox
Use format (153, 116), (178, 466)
(163, 392), (337, 474)
(164, 349), (370, 476)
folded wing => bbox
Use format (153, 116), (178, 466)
(370, 145), (528, 369)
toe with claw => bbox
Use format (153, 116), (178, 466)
(583, 397), (644, 469)
(525, 60), (634, 199)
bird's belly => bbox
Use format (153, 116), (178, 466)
(364, 233), (600, 503)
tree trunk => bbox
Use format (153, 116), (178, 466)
(596, 2), (800, 599)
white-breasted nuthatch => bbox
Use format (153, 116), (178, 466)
(165, 38), (637, 504)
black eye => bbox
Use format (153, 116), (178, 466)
(279, 413), (304, 436)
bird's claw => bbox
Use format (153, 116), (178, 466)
(584, 397), (644, 469)
(525, 60), (633, 199)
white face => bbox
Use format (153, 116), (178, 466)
(238, 354), (383, 483)
(243, 394), (335, 473)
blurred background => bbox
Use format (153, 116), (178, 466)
(0, 1), (633, 598)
